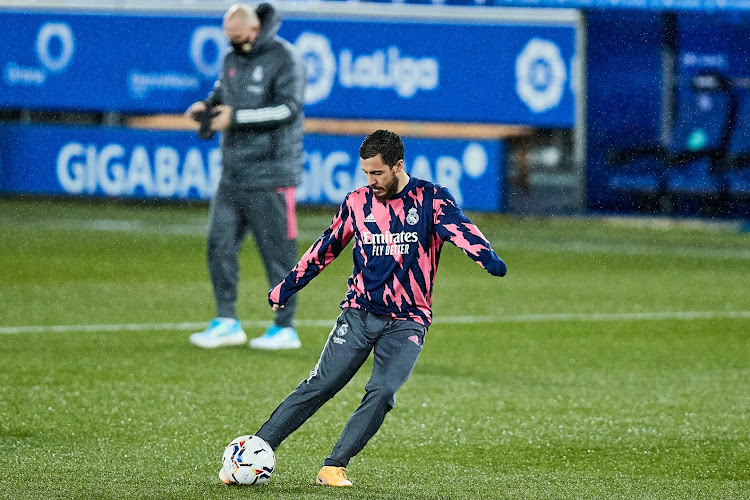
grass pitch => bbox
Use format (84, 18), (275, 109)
(0, 198), (748, 499)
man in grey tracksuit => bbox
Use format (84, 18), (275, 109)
(186, 3), (306, 350)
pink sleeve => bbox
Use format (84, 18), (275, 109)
(269, 197), (356, 305)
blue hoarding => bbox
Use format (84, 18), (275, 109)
(488, 0), (749, 9)
(0, 124), (504, 212)
(0, 10), (576, 127)
(300, 135), (503, 210)
(282, 20), (575, 126)
(677, 12), (750, 79)
(0, 12), (222, 114)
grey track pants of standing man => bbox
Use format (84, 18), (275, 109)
(207, 182), (298, 327)
(256, 307), (426, 467)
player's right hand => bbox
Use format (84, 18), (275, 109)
(184, 101), (207, 119)
(271, 303), (285, 311)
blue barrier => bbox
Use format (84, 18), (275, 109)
(386, 0), (748, 10)
(0, 124), (504, 212)
(0, 10), (576, 127)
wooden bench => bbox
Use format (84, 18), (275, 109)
(125, 114), (532, 140)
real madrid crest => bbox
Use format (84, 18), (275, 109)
(252, 66), (264, 82)
(406, 207), (419, 225)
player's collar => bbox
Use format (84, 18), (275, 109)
(390, 175), (414, 200)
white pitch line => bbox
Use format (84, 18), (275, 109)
(8, 219), (750, 260)
(434, 310), (750, 324)
(1, 310), (749, 335)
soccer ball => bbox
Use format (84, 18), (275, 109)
(221, 435), (276, 485)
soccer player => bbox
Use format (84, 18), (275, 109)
(221, 130), (507, 487)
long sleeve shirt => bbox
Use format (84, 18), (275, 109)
(269, 176), (507, 326)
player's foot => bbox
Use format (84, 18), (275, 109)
(249, 326), (301, 350)
(218, 468), (233, 485)
(316, 466), (352, 487)
(189, 318), (247, 348)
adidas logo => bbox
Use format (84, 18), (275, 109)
(364, 214), (376, 223)
(408, 335), (420, 346)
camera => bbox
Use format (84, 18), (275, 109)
(192, 105), (219, 140)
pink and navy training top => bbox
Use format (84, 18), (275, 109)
(269, 176), (507, 326)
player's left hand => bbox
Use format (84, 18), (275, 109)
(271, 303), (284, 311)
(211, 105), (233, 131)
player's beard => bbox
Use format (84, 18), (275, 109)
(372, 174), (400, 203)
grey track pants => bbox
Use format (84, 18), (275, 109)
(256, 308), (426, 467)
(207, 182), (297, 327)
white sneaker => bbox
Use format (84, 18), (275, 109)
(249, 326), (301, 350)
(189, 318), (247, 348)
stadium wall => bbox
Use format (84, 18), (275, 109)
(1, 2), (748, 218)
(0, 5), (580, 213)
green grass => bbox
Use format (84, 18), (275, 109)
(0, 198), (748, 499)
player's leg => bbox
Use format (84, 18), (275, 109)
(255, 308), (375, 449)
(207, 183), (251, 318)
(323, 319), (425, 469)
(246, 187), (300, 349)
(190, 183), (249, 347)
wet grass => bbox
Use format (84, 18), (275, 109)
(0, 198), (748, 499)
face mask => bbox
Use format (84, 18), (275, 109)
(231, 40), (253, 55)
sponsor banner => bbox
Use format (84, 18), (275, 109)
(0, 11), (575, 126)
(0, 12), (222, 113)
(0, 124), (504, 212)
(299, 135), (503, 211)
(490, 0), (750, 9)
(283, 21), (575, 126)
(0, 124), (223, 200)
(677, 13), (750, 79)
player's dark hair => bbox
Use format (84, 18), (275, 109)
(359, 130), (404, 167)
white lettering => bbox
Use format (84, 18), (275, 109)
(56, 143), (86, 193)
(126, 145), (154, 195)
(36, 23), (75, 72)
(407, 156), (434, 183)
(180, 148), (207, 197)
(85, 145), (97, 193)
(361, 231), (418, 246)
(155, 146), (179, 196)
(55, 142), (219, 198)
(4, 63), (46, 86)
(299, 151), (320, 202)
(128, 71), (200, 99)
(300, 150), (358, 203)
(436, 156), (463, 205)
(323, 151), (353, 201)
(97, 144), (126, 196)
(339, 46), (439, 98)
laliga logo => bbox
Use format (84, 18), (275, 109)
(294, 31), (439, 105)
(295, 32), (337, 105)
(191, 26), (229, 77)
(515, 38), (567, 113)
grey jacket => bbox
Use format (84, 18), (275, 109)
(206, 3), (306, 190)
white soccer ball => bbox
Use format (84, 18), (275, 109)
(221, 435), (276, 485)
